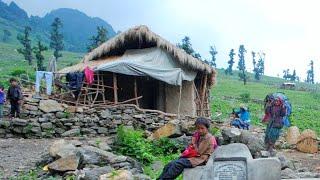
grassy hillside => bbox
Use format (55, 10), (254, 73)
(211, 69), (320, 135)
(0, 42), (82, 85)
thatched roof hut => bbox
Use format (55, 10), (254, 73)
(59, 25), (216, 117)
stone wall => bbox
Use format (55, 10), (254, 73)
(0, 97), (196, 138)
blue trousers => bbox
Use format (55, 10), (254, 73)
(158, 158), (192, 180)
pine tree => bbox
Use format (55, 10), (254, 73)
(87, 26), (108, 52)
(290, 69), (297, 81)
(225, 49), (235, 75)
(253, 51), (265, 80)
(306, 60), (315, 84)
(33, 41), (48, 71)
(283, 69), (290, 80)
(17, 26), (33, 65)
(177, 36), (195, 55)
(50, 17), (64, 61)
(237, 45), (248, 85)
(209, 45), (217, 67)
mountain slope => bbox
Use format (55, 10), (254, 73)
(0, 0), (116, 52)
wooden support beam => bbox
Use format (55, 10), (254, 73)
(200, 74), (208, 116)
(134, 77), (139, 107)
(113, 73), (118, 104)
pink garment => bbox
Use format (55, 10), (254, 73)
(84, 67), (94, 85)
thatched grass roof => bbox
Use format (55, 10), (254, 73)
(59, 25), (216, 84)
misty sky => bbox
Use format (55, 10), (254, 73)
(3, 0), (320, 82)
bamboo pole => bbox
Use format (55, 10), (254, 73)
(134, 77), (139, 106)
(200, 74), (208, 116)
(113, 73), (118, 104)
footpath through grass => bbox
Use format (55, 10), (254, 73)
(211, 70), (320, 135)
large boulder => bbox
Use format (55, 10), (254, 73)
(297, 129), (318, 153)
(286, 126), (300, 145)
(100, 170), (133, 180)
(281, 168), (299, 179)
(213, 143), (253, 160)
(48, 154), (80, 172)
(79, 145), (116, 165)
(150, 120), (182, 139)
(39, 100), (64, 113)
(221, 127), (241, 143)
(239, 131), (264, 156)
(49, 139), (77, 158)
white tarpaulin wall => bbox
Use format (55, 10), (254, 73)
(95, 47), (197, 86)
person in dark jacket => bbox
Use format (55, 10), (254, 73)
(0, 84), (5, 119)
(7, 78), (23, 118)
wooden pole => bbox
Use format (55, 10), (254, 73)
(113, 73), (118, 104)
(200, 74), (208, 116)
(134, 77), (139, 106)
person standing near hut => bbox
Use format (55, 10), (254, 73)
(264, 97), (286, 156)
(7, 78), (23, 118)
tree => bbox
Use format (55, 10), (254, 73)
(290, 69), (297, 81)
(306, 60), (315, 84)
(225, 49), (235, 75)
(17, 26), (33, 65)
(2, 29), (11, 42)
(50, 17), (64, 61)
(87, 26), (109, 52)
(283, 69), (290, 80)
(177, 36), (194, 55)
(237, 45), (248, 85)
(33, 41), (48, 71)
(253, 51), (265, 80)
(209, 45), (217, 67)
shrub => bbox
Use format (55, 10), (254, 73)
(151, 137), (184, 155)
(114, 126), (154, 164)
(10, 68), (27, 77)
(240, 92), (250, 103)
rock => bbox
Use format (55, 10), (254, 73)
(80, 166), (113, 180)
(151, 120), (182, 139)
(81, 128), (97, 135)
(286, 126), (300, 145)
(221, 127), (241, 143)
(41, 122), (53, 130)
(171, 134), (192, 148)
(79, 146), (116, 165)
(214, 143), (253, 160)
(297, 129), (318, 153)
(247, 158), (281, 180)
(24, 97), (40, 103)
(62, 129), (81, 137)
(151, 161), (163, 171)
(12, 119), (28, 126)
(281, 168), (299, 179)
(31, 127), (42, 135)
(122, 114), (132, 120)
(240, 131), (265, 156)
(133, 174), (151, 180)
(100, 170), (133, 180)
(38, 117), (49, 123)
(39, 100), (64, 113)
(277, 154), (290, 170)
(56, 144), (78, 158)
(297, 172), (320, 178)
(180, 120), (195, 135)
(109, 155), (127, 164)
(48, 154), (80, 172)
(97, 127), (109, 135)
(49, 139), (69, 157)
(66, 106), (77, 113)
(56, 112), (66, 119)
(70, 140), (83, 147)
(0, 120), (10, 128)
(24, 104), (38, 111)
(76, 107), (84, 113)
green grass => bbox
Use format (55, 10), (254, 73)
(0, 42), (82, 86)
(211, 69), (320, 135)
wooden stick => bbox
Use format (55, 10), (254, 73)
(134, 77), (139, 106)
(113, 73), (118, 104)
(200, 74), (208, 116)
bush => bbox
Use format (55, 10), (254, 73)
(151, 137), (184, 156)
(114, 126), (155, 164)
(10, 68), (27, 77)
(240, 92), (250, 103)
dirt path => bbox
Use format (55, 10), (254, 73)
(0, 138), (54, 178)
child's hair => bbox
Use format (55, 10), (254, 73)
(195, 117), (210, 129)
(9, 78), (17, 83)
